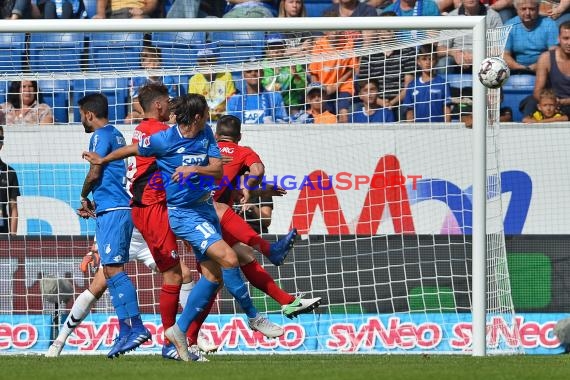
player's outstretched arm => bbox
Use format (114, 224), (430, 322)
(83, 143), (140, 165)
(172, 156), (224, 182)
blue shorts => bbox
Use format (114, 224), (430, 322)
(96, 209), (134, 266)
(168, 199), (223, 262)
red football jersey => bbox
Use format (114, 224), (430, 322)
(127, 118), (169, 206)
(214, 140), (262, 204)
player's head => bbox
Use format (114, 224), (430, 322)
(138, 83), (170, 122)
(169, 94), (209, 129)
(215, 115), (241, 142)
(141, 46), (162, 70)
(537, 88), (558, 118)
(78, 93), (109, 133)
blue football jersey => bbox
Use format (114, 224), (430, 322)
(89, 125), (131, 213)
(403, 75), (451, 123)
(138, 125), (221, 207)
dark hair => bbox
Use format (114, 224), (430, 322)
(560, 20), (570, 33)
(138, 83), (169, 113)
(7, 81), (41, 109)
(78, 93), (109, 119)
(357, 79), (379, 92)
(216, 115), (241, 139)
(169, 94), (208, 125)
(418, 43), (436, 58)
(141, 45), (162, 64)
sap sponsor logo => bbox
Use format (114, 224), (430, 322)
(199, 318), (305, 350)
(220, 146), (235, 154)
(182, 154), (206, 166)
(326, 317), (442, 352)
(0, 323), (38, 349)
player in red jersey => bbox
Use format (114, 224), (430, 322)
(126, 83), (206, 361)
(176, 115), (322, 349)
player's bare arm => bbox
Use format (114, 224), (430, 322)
(79, 163), (102, 218)
(83, 143), (140, 165)
(172, 156), (224, 182)
(245, 162), (265, 189)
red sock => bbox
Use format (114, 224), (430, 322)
(241, 260), (295, 306)
(160, 284), (181, 335)
(221, 207), (271, 257)
(187, 291), (217, 345)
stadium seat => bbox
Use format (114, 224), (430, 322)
(502, 74), (535, 122)
(71, 78), (129, 123)
(446, 73), (473, 90)
(88, 32), (144, 71)
(151, 32), (206, 70)
(0, 81), (8, 103)
(210, 31), (265, 65)
(0, 33), (26, 74)
(305, 2), (332, 17)
(29, 33), (85, 73)
(83, 0), (97, 18)
(39, 80), (71, 123)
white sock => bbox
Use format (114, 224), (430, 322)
(55, 290), (98, 343)
(179, 280), (195, 309)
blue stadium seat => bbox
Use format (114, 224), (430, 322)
(30, 33), (85, 73)
(39, 80), (71, 123)
(0, 33), (26, 74)
(151, 32), (205, 70)
(502, 74), (535, 122)
(83, 0), (97, 18)
(72, 78), (129, 123)
(211, 31), (265, 65)
(88, 32), (144, 71)
(305, 3), (332, 17)
(446, 74), (473, 89)
(0, 81), (8, 103)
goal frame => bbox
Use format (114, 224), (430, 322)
(0, 16), (488, 356)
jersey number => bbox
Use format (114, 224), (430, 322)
(195, 222), (216, 239)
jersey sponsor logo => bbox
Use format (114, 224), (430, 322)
(132, 130), (143, 142)
(182, 154), (206, 166)
(220, 146), (235, 154)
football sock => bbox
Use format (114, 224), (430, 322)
(107, 271), (141, 320)
(55, 289), (97, 342)
(187, 292), (217, 345)
(241, 260), (295, 306)
(221, 207), (271, 257)
(160, 284), (181, 332)
(222, 267), (257, 318)
(179, 280), (194, 309)
(177, 276), (218, 332)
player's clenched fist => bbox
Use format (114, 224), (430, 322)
(80, 243), (100, 274)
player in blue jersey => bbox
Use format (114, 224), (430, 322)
(77, 93), (151, 358)
(83, 94), (284, 362)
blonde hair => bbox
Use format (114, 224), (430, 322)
(538, 88), (557, 102)
(278, 0), (307, 17)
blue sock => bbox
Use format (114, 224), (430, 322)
(118, 318), (131, 338)
(222, 267), (257, 318)
(107, 272), (141, 319)
(177, 276), (219, 332)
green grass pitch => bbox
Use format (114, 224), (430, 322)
(1, 355), (568, 380)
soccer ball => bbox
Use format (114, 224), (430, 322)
(478, 57), (510, 89)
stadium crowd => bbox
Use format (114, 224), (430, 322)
(0, 0), (568, 124)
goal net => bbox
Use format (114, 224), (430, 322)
(0, 17), (522, 355)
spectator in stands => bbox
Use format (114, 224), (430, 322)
(350, 80), (395, 123)
(34, 0), (85, 18)
(227, 65), (288, 124)
(125, 46), (177, 124)
(293, 83), (337, 124)
(357, 11), (416, 120)
(503, 0), (558, 74)
(523, 21), (570, 116)
(323, 0), (376, 17)
(308, 14), (357, 123)
(382, 0), (440, 17)
(188, 47), (236, 123)
(223, 0), (276, 18)
(544, 0), (570, 27)
(0, 123), (19, 236)
(490, 0), (516, 23)
(94, 0), (159, 18)
(522, 88), (568, 123)
(166, 0), (199, 18)
(403, 44), (451, 122)
(2, 0), (32, 19)
(234, 183), (284, 234)
(0, 81), (53, 126)
(261, 33), (306, 117)
(278, 0), (314, 57)
(438, 0), (503, 73)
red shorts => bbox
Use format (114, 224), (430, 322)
(131, 202), (179, 272)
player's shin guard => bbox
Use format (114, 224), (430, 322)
(177, 276), (219, 332)
(241, 260), (295, 306)
(222, 267), (257, 318)
(160, 284), (181, 332)
(221, 207), (271, 257)
(55, 289), (98, 342)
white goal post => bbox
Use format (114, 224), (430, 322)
(0, 16), (520, 356)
